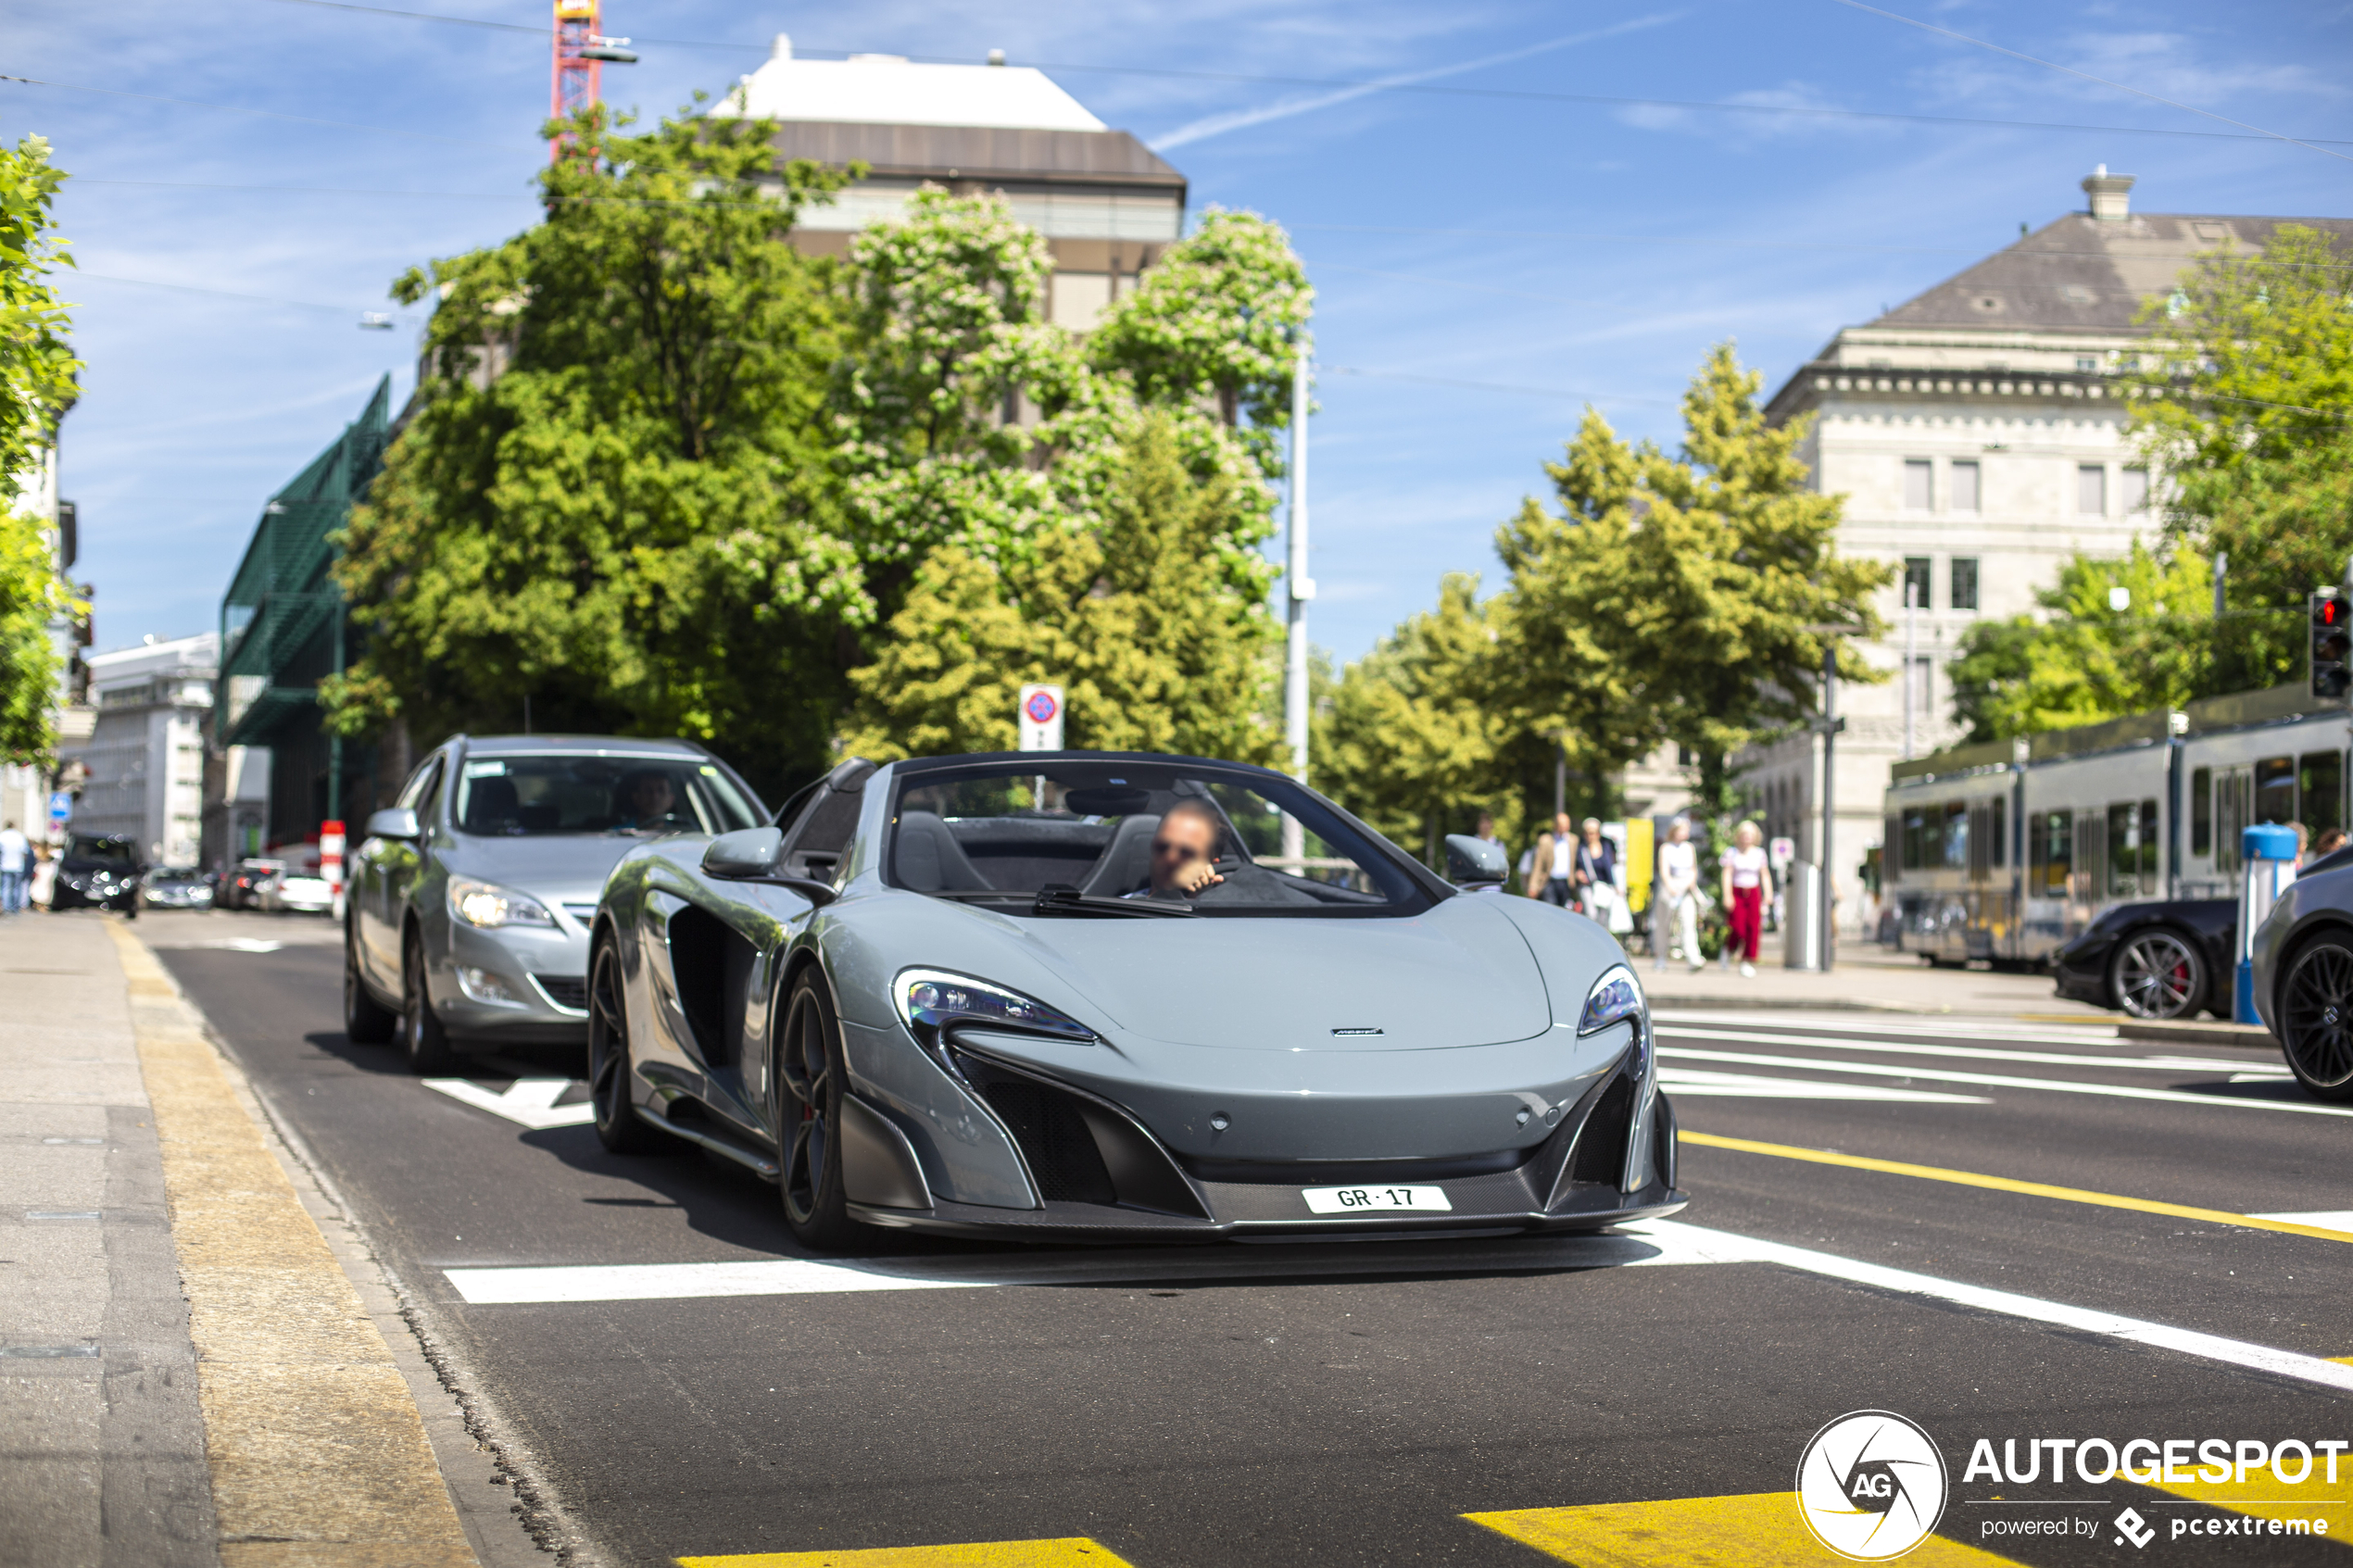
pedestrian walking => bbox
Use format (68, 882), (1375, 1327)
(1655, 818), (1704, 972)
(0, 820), (28, 915)
(29, 842), (56, 911)
(1525, 812), (1576, 906)
(1572, 818), (1618, 922)
(1720, 820), (1768, 977)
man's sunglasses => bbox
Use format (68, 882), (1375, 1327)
(1151, 838), (1206, 863)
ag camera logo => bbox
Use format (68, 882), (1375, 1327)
(1796, 1411), (1949, 1561)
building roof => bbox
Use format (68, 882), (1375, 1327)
(1872, 173), (2353, 333)
(719, 40), (1106, 132)
(766, 121), (1183, 191)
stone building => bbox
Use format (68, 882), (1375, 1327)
(74, 633), (216, 867)
(1747, 169), (2353, 934)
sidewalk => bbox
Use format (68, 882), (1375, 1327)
(1637, 929), (2117, 1019)
(0, 911), (486, 1568)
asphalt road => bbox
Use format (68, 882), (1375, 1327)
(148, 922), (2353, 1568)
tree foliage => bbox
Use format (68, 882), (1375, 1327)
(0, 133), (80, 766)
(837, 413), (1282, 763)
(2125, 223), (2353, 695)
(1315, 344), (1888, 850)
(330, 103), (858, 792)
(1948, 542), (2215, 742)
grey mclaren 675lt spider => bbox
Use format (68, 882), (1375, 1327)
(587, 750), (1686, 1248)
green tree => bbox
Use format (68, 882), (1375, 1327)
(329, 103), (857, 794)
(2129, 223), (2353, 693)
(1315, 573), (1516, 864)
(837, 413), (1282, 762)
(0, 134), (80, 765)
(1948, 543), (2215, 741)
(1495, 344), (1889, 808)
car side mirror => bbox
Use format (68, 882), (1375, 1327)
(366, 807), (421, 841)
(702, 826), (784, 880)
(1443, 834), (1508, 888)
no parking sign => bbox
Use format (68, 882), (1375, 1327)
(1018, 684), (1063, 751)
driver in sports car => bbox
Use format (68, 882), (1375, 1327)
(1132, 797), (1227, 900)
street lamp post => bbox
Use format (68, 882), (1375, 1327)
(1280, 345), (1312, 864)
(1805, 624), (1853, 972)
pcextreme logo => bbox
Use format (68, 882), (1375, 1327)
(1795, 1411), (1950, 1561)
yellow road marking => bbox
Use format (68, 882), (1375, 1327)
(1680, 1130), (2353, 1245)
(104, 920), (477, 1565)
(677, 1540), (1135, 1567)
(1466, 1494), (2021, 1565)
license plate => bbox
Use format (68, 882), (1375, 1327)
(1301, 1185), (1452, 1214)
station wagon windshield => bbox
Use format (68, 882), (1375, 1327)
(454, 754), (761, 838)
(885, 761), (1441, 916)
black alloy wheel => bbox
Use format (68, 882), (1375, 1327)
(344, 921), (398, 1044)
(401, 929), (461, 1074)
(2279, 933), (2353, 1103)
(587, 941), (659, 1154)
(2109, 929), (2205, 1020)
(774, 972), (871, 1250)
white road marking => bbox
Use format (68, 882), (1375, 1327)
(422, 1077), (596, 1129)
(1660, 1045), (2353, 1118)
(1657, 1067), (1990, 1104)
(1654, 1010), (2120, 1044)
(2251, 1210), (2353, 1232)
(1657, 1023), (2272, 1076)
(445, 1258), (992, 1304)
(2231, 1070), (2297, 1083)
(205, 938), (283, 953)
(1626, 1220), (2353, 1395)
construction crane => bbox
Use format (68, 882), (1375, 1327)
(550, 0), (635, 161)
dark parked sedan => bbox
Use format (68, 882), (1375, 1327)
(2052, 897), (2235, 1020)
(51, 834), (145, 916)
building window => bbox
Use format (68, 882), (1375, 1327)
(2121, 466), (2150, 516)
(1902, 557), (1932, 610)
(1949, 557), (1980, 611)
(2077, 356), (2098, 371)
(1949, 459), (1980, 513)
(1903, 458), (1932, 511)
(2077, 464), (2108, 516)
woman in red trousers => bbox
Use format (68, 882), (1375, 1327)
(1719, 821), (1768, 978)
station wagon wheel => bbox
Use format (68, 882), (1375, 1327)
(775, 972), (869, 1250)
(2279, 934), (2353, 1103)
(588, 941), (660, 1154)
(402, 928), (461, 1074)
(2109, 930), (2204, 1020)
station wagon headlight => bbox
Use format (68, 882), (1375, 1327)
(447, 876), (556, 929)
(1578, 963), (1645, 1036)
(896, 970), (1094, 1043)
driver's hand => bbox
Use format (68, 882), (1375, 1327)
(1172, 859), (1225, 897)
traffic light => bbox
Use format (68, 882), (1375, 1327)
(2314, 588), (2351, 702)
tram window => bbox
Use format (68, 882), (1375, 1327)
(2255, 756), (2296, 824)
(1989, 797), (2006, 868)
(2191, 767), (2212, 856)
(2139, 798), (2158, 888)
(2108, 802), (2141, 897)
(1943, 802), (1969, 869)
(2300, 751), (2345, 839)
(1882, 815), (1901, 884)
(2034, 811), (2071, 896)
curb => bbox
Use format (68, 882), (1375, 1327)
(2117, 1018), (2280, 1051)
(104, 921), (482, 1566)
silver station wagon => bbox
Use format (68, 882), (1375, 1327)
(344, 734), (767, 1072)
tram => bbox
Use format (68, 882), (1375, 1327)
(1883, 684), (2350, 964)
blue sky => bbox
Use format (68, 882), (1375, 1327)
(10, 0), (2350, 663)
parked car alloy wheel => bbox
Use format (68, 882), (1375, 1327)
(2109, 929), (2204, 1020)
(2278, 933), (2353, 1103)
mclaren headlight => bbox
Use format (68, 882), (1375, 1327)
(447, 876), (556, 929)
(1578, 963), (1645, 1035)
(896, 969), (1095, 1044)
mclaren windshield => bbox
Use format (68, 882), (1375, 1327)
(885, 759), (1445, 917)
